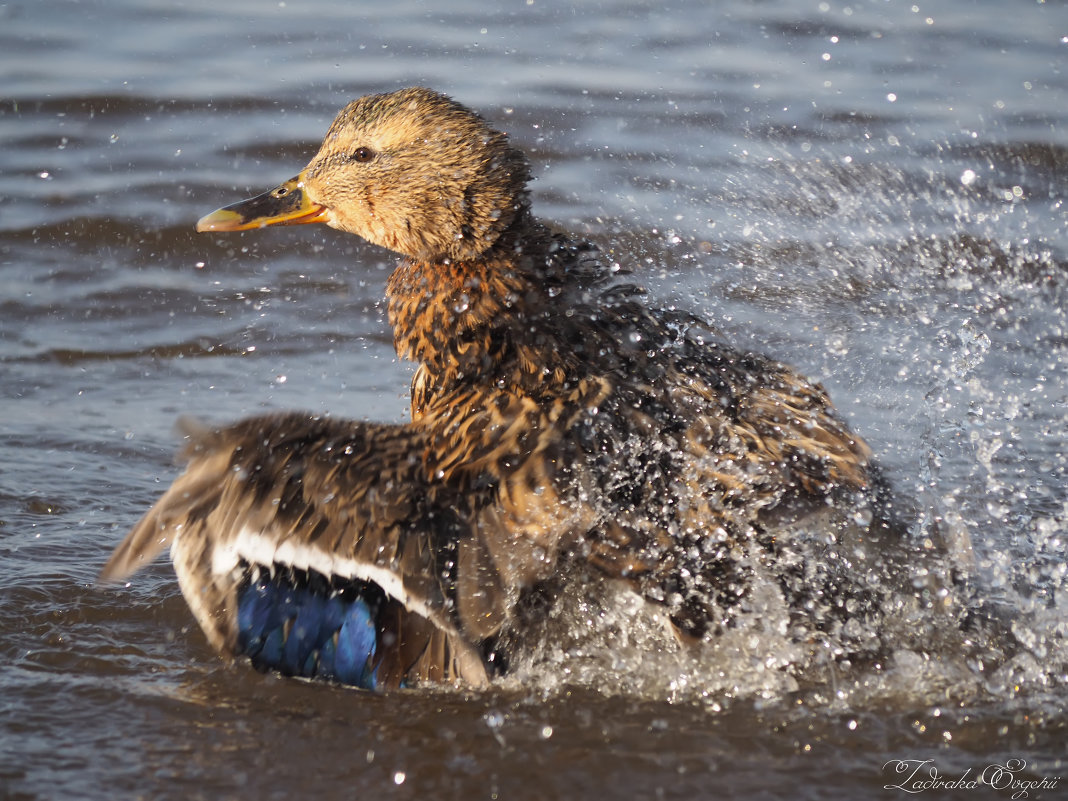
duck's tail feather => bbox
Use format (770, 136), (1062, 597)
(98, 420), (229, 584)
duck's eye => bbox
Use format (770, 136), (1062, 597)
(351, 147), (375, 163)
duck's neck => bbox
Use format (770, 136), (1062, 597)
(385, 212), (563, 392)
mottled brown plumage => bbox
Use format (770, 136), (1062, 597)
(101, 87), (895, 688)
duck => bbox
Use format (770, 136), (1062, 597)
(100, 87), (899, 690)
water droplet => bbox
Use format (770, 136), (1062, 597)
(393, 772), (406, 785)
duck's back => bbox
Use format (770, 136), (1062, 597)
(387, 228), (885, 642)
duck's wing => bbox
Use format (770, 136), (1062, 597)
(548, 325), (885, 639)
(100, 413), (489, 688)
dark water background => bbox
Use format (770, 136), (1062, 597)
(2, 1), (1066, 798)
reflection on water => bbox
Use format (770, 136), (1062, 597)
(1, 0), (1066, 798)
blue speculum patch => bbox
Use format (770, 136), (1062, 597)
(236, 564), (382, 689)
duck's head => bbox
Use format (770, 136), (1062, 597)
(196, 87), (531, 263)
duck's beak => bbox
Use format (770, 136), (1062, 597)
(195, 174), (329, 232)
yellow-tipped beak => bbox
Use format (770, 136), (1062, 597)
(195, 175), (329, 232)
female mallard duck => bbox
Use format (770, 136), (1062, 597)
(101, 87), (896, 690)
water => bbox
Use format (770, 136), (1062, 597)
(2, 1), (1066, 798)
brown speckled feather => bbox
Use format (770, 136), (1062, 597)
(102, 415), (491, 685)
